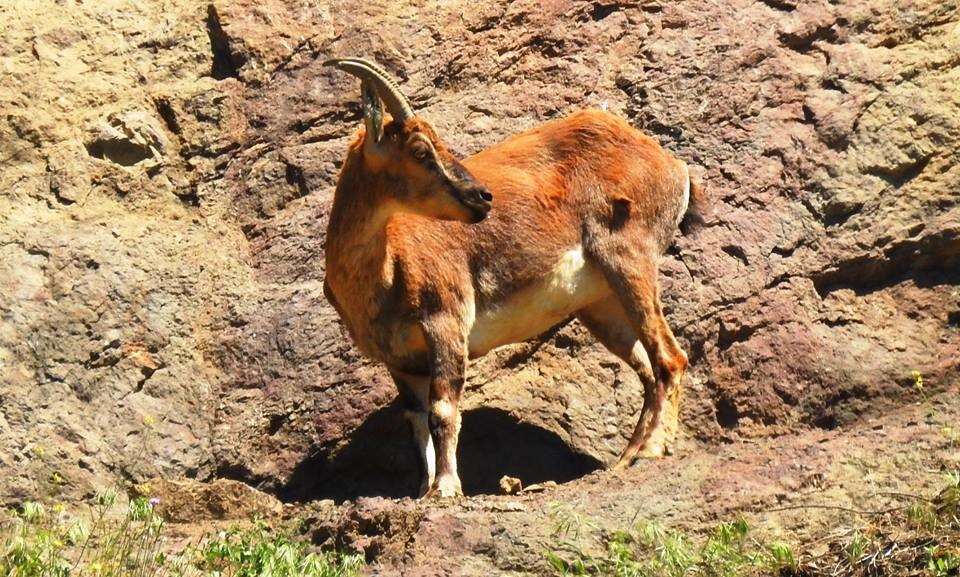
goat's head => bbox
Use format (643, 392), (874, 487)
(325, 58), (493, 224)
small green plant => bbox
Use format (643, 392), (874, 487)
(1, 501), (71, 577)
(545, 472), (960, 576)
(945, 470), (960, 490)
(928, 545), (960, 577)
(700, 519), (750, 577)
(844, 530), (869, 566)
(1, 493), (167, 577)
(549, 502), (597, 542)
(639, 521), (693, 577)
(196, 519), (363, 577)
(545, 503), (598, 576)
(546, 516), (779, 577)
(763, 541), (797, 574)
(941, 470), (960, 518)
(907, 501), (938, 530)
(545, 549), (578, 576)
(0, 491), (363, 577)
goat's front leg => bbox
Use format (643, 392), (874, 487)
(389, 370), (435, 498)
(423, 316), (467, 498)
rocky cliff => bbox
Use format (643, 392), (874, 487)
(2, 0), (959, 570)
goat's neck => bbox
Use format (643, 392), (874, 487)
(326, 169), (399, 296)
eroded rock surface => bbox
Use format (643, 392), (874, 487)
(1, 0), (958, 571)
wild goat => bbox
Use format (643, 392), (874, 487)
(323, 58), (706, 498)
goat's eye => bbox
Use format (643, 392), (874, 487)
(410, 140), (430, 161)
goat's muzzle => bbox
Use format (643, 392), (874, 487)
(459, 184), (493, 223)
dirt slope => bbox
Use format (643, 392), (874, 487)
(1, 0), (958, 573)
(298, 393), (959, 574)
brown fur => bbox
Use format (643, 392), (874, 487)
(325, 108), (699, 498)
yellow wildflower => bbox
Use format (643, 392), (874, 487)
(911, 370), (924, 390)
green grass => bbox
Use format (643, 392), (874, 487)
(546, 515), (799, 577)
(194, 520), (362, 577)
(0, 489), (363, 577)
(546, 471), (960, 577)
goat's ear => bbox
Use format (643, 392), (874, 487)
(361, 79), (384, 146)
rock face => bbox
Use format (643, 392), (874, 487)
(1, 0), (957, 528)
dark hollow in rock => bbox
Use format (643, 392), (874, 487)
(154, 97), (181, 135)
(716, 397), (740, 429)
(278, 404), (602, 502)
(948, 310), (960, 327)
(85, 138), (153, 166)
(206, 4), (240, 80)
(458, 407), (604, 495)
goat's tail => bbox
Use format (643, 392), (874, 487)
(679, 165), (708, 235)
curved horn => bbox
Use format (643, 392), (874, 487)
(324, 57), (415, 124)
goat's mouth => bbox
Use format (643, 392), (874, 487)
(453, 185), (493, 223)
(439, 157), (492, 222)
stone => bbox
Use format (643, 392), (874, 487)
(0, 6), (957, 575)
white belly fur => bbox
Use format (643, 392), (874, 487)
(467, 245), (608, 357)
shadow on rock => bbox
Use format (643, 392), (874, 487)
(458, 407), (604, 496)
(281, 404), (603, 503)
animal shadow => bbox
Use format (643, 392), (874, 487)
(281, 402), (603, 502)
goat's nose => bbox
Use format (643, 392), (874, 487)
(478, 189), (493, 202)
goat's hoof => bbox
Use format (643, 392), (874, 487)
(611, 458), (633, 471)
(423, 488), (463, 499)
(636, 443), (667, 459)
(423, 475), (463, 499)
(613, 442), (668, 470)
(633, 443), (668, 461)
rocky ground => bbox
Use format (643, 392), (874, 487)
(1, 0), (958, 574)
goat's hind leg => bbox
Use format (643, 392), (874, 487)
(584, 242), (688, 469)
(578, 297), (674, 469)
(390, 370), (435, 498)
